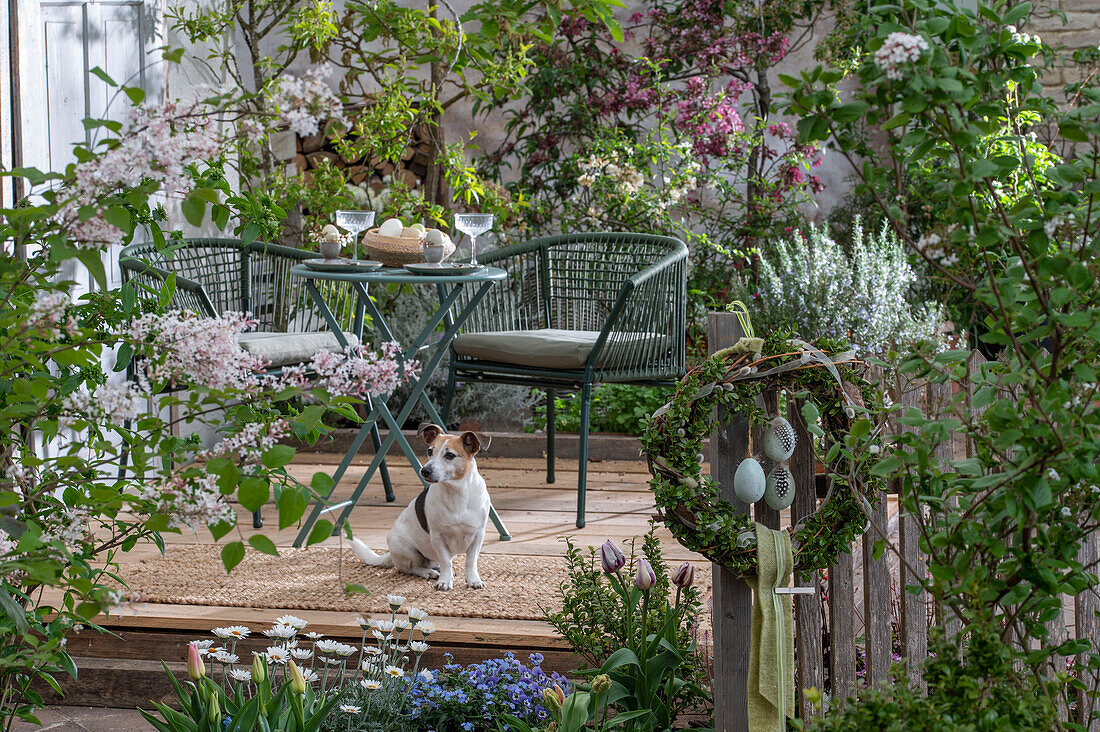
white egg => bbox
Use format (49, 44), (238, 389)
(410, 223), (427, 233)
(320, 224), (341, 241)
(424, 228), (446, 246)
(733, 458), (766, 504)
(401, 226), (424, 239)
(378, 218), (404, 237)
(764, 464), (795, 510)
(761, 417), (797, 462)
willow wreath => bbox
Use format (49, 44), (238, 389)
(640, 328), (883, 578)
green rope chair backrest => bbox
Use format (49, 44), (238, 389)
(119, 238), (358, 334)
(460, 232), (688, 381)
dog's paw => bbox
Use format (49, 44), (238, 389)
(426, 568), (440, 579)
(467, 577), (484, 590)
(435, 578), (453, 591)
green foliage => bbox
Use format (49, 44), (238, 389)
(544, 528), (710, 727)
(533, 385), (671, 436)
(782, 0), (1100, 725)
(729, 217), (944, 357)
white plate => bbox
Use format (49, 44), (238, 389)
(304, 258), (384, 272)
(404, 263), (484, 276)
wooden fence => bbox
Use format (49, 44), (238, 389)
(706, 313), (1100, 730)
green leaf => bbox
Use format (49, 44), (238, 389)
(872, 456), (903, 478)
(221, 541), (245, 572)
(278, 489), (308, 530)
(873, 539), (886, 561)
(307, 519), (334, 546)
(1003, 2), (1031, 26)
(237, 479), (269, 513)
(248, 534), (279, 556)
(89, 66), (117, 86)
(181, 194), (206, 227)
(261, 444), (295, 469)
(344, 583), (370, 595)
(832, 101), (869, 123)
(311, 471), (335, 497)
(123, 86), (146, 105)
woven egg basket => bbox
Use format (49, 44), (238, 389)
(361, 228), (457, 266)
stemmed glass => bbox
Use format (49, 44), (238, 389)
(335, 210), (376, 261)
(453, 213), (494, 266)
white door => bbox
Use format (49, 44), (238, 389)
(18, 0), (164, 291)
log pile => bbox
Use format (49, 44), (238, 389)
(290, 122), (435, 196)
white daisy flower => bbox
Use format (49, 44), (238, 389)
(304, 631), (325, 641)
(228, 669), (252, 682)
(211, 627), (235, 639)
(265, 647), (290, 665)
(320, 656), (343, 665)
(190, 640), (216, 650)
(409, 641), (429, 653)
(371, 629), (386, 641)
(224, 626), (251, 639)
(392, 618), (410, 631)
(314, 639), (343, 654)
(198, 645), (224, 657)
(339, 705), (362, 714)
(407, 607), (428, 622)
(301, 668), (319, 683)
(334, 643), (357, 657)
(262, 624), (298, 640)
(417, 621), (436, 636)
(274, 615), (308, 630)
(374, 620), (396, 635)
(386, 595), (406, 610)
(210, 650), (239, 664)
(361, 679), (382, 690)
(361, 658), (378, 672)
(384, 665), (404, 678)
(290, 648), (313, 660)
(363, 646), (382, 656)
(354, 616), (371, 630)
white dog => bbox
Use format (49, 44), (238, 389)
(350, 423), (490, 591)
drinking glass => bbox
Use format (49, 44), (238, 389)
(335, 210), (376, 261)
(453, 213), (494, 266)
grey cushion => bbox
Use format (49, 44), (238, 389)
(452, 328), (667, 370)
(237, 331), (360, 368)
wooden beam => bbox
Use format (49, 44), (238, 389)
(708, 313), (752, 732)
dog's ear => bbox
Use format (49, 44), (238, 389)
(417, 423), (444, 444)
(461, 431), (488, 456)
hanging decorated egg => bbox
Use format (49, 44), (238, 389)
(764, 464), (796, 510)
(733, 458), (766, 504)
(761, 416), (797, 462)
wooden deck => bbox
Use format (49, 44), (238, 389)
(48, 453), (707, 708)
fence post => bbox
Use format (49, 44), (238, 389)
(708, 312), (752, 732)
(1077, 530), (1100, 731)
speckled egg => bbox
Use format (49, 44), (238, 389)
(764, 464), (796, 510)
(761, 416), (797, 462)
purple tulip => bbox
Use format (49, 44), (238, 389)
(672, 562), (695, 589)
(635, 557), (657, 591)
(600, 540), (626, 574)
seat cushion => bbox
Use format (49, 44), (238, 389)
(237, 331), (360, 368)
(452, 329), (667, 370)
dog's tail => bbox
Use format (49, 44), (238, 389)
(350, 537), (393, 567)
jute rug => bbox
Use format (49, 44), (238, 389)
(116, 546), (571, 620)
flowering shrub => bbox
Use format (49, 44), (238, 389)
(0, 68), (414, 725)
(728, 218), (945, 356)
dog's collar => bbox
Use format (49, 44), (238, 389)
(413, 488), (430, 534)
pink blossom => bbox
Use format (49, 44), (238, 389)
(268, 65), (345, 138)
(27, 292), (71, 336)
(875, 32), (930, 80)
(139, 474), (235, 532)
(128, 310), (266, 391)
(61, 382), (145, 427)
(200, 420), (290, 463)
(308, 341), (418, 399)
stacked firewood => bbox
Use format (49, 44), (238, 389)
(291, 123), (434, 195)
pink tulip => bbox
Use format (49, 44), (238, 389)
(672, 562), (695, 589)
(187, 643), (205, 680)
(600, 540), (626, 574)
(635, 557), (657, 591)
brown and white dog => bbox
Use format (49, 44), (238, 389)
(350, 423), (490, 591)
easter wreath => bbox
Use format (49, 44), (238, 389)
(639, 314), (883, 578)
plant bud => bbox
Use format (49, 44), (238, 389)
(208, 693), (220, 725)
(591, 674), (611, 694)
(288, 660), (307, 695)
(251, 653), (266, 684)
(542, 683), (565, 711)
(672, 562), (695, 589)
(600, 539), (626, 574)
(635, 557), (657, 591)
(187, 643), (205, 680)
